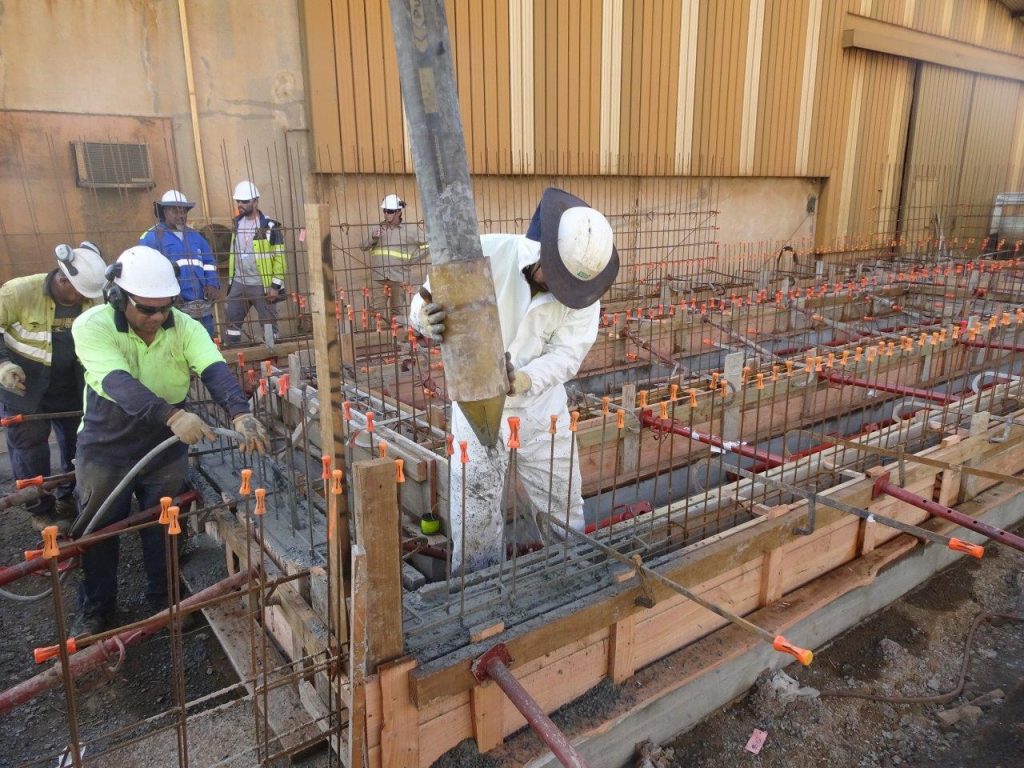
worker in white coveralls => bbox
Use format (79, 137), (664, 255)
(409, 188), (619, 573)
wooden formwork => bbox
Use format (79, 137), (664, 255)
(341, 406), (1024, 767)
(195, 211), (1022, 766)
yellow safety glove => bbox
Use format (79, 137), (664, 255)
(0, 362), (26, 395)
(232, 413), (270, 455)
(166, 410), (215, 445)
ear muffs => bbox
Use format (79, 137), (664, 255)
(104, 263), (126, 311)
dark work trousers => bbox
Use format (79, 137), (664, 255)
(225, 282), (278, 343)
(76, 456), (187, 618)
(0, 402), (78, 514)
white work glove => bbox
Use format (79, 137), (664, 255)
(414, 301), (446, 342)
(233, 413), (270, 455)
(505, 352), (532, 395)
(166, 410), (215, 445)
(0, 362), (27, 394)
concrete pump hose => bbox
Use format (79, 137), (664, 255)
(1, 427), (247, 603)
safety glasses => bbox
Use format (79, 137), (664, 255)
(128, 295), (175, 316)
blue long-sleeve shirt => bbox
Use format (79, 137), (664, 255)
(140, 224), (220, 302)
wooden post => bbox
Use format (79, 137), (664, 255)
(608, 614), (636, 683)
(380, 657), (420, 768)
(471, 681), (506, 753)
(758, 505), (789, 604)
(353, 458), (404, 671)
(305, 203), (351, 644)
(349, 545), (368, 768)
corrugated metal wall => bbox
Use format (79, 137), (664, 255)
(302, 0), (1024, 247)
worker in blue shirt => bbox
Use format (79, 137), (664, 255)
(140, 190), (220, 336)
(69, 245), (267, 636)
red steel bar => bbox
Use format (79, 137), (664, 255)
(820, 370), (955, 405)
(0, 568), (252, 715)
(957, 337), (1024, 353)
(0, 491), (197, 587)
(640, 409), (785, 467)
(472, 644), (590, 768)
(872, 473), (1024, 553)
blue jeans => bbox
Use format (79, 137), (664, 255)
(0, 403), (78, 514)
(76, 457), (187, 618)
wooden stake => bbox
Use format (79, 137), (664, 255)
(380, 658), (420, 768)
(352, 458), (404, 671)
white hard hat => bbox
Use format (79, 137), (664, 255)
(233, 180), (260, 200)
(113, 246), (181, 299)
(159, 189), (194, 209)
(54, 242), (107, 299)
(533, 188), (619, 309)
(557, 208), (615, 281)
(381, 194), (406, 211)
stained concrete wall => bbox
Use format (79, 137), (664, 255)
(0, 0), (308, 278)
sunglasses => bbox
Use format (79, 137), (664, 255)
(383, 208), (401, 214)
(128, 295), (175, 316)
(235, 199), (254, 205)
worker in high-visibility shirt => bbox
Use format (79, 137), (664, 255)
(0, 242), (106, 531)
(69, 245), (268, 636)
(361, 194), (429, 318)
(410, 188), (618, 573)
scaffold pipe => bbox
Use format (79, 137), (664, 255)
(820, 370), (955, 405)
(472, 644), (591, 768)
(640, 409), (784, 467)
(0, 568), (252, 715)
(871, 473), (1024, 553)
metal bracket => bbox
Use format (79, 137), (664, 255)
(632, 554), (657, 608)
(471, 642), (513, 683)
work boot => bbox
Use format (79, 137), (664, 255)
(70, 611), (109, 638)
(30, 504), (74, 535)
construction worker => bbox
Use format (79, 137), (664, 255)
(140, 189), (221, 337)
(224, 181), (286, 346)
(361, 193), (429, 318)
(0, 243), (106, 531)
(69, 246), (269, 635)
(409, 188), (618, 573)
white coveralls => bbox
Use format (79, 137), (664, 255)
(410, 234), (599, 573)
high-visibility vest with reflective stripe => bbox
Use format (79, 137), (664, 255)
(228, 213), (286, 289)
(0, 272), (99, 411)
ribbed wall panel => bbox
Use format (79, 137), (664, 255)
(305, 0), (1024, 246)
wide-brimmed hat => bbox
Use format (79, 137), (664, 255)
(527, 188), (618, 309)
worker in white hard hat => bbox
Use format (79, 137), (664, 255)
(224, 181), (287, 346)
(361, 193), (429, 318)
(140, 189), (221, 336)
(69, 245), (269, 636)
(0, 242), (107, 532)
(409, 188), (619, 573)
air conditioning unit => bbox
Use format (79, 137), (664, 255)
(72, 141), (154, 189)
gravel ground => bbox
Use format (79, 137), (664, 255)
(665, 539), (1024, 768)
(0, 448), (330, 767)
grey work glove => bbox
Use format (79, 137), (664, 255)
(167, 409), (215, 445)
(505, 352), (532, 395)
(0, 362), (26, 395)
(232, 413), (270, 455)
(415, 301), (446, 342)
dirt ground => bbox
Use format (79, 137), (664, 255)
(0, 448), (331, 767)
(664, 539), (1024, 768)
(435, 529), (1024, 768)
